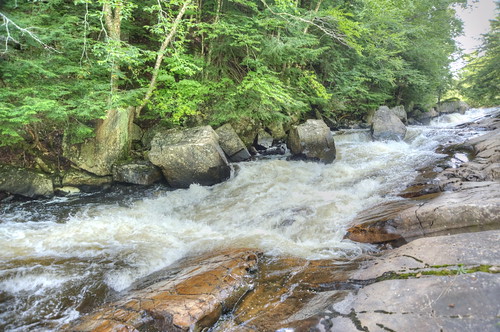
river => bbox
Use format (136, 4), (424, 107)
(0, 107), (497, 331)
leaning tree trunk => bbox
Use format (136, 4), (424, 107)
(135, 0), (193, 117)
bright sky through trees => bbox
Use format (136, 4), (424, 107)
(453, 0), (498, 70)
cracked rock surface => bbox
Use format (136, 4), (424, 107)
(319, 231), (500, 332)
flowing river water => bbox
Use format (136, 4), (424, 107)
(0, 108), (497, 331)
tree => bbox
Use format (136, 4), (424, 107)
(459, 5), (499, 107)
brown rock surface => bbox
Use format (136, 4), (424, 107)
(212, 256), (361, 331)
(66, 249), (260, 332)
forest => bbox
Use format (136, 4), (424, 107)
(0, 0), (498, 155)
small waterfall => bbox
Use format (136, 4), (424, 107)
(0, 107), (497, 331)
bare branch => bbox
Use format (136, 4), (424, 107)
(0, 12), (59, 53)
(258, 0), (350, 47)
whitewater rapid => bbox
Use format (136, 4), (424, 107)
(0, 107), (497, 331)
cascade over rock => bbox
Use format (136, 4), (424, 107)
(287, 119), (336, 163)
(148, 126), (231, 188)
(63, 107), (135, 176)
(347, 114), (500, 243)
(215, 124), (251, 162)
(0, 165), (53, 198)
(371, 106), (407, 141)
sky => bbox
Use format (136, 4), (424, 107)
(452, 0), (498, 70)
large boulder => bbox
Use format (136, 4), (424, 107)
(64, 107), (135, 176)
(230, 117), (260, 147)
(371, 106), (407, 141)
(66, 249), (260, 332)
(112, 161), (163, 185)
(410, 107), (439, 125)
(287, 119), (336, 163)
(437, 100), (469, 114)
(61, 169), (113, 188)
(148, 126), (231, 188)
(215, 124), (251, 162)
(390, 105), (407, 124)
(0, 165), (53, 198)
(366, 105), (407, 125)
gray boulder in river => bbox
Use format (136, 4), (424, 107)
(437, 100), (469, 114)
(371, 106), (407, 141)
(215, 124), (251, 162)
(287, 119), (336, 163)
(148, 126), (231, 188)
(112, 161), (163, 185)
(0, 164), (53, 198)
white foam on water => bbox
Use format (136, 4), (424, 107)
(0, 107), (498, 331)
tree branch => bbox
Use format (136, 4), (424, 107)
(135, 0), (193, 117)
(259, 0), (350, 47)
(0, 12), (59, 53)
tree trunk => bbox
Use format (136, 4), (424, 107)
(103, 2), (122, 92)
(135, 0), (193, 117)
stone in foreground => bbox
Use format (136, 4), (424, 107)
(215, 124), (251, 162)
(112, 161), (163, 185)
(67, 249), (260, 332)
(0, 164), (53, 198)
(287, 119), (336, 163)
(148, 126), (231, 188)
(323, 231), (500, 332)
(371, 106), (407, 141)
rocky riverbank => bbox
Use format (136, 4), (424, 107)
(0, 101), (468, 200)
(65, 110), (499, 332)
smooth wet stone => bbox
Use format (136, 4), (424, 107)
(67, 249), (259, 332)
(351, 230), (500, 280)
(212, 257), (361, 331)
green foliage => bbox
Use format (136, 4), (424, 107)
(459, 7), (499, 107)
(0, 0), (470, 149)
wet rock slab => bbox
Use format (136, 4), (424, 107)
(212, 256), (362, 331)
(66, 249), (259, 332)
(327, 272), (499, 332)
(324, 231), (500, 332)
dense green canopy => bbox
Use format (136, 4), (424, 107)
(0, 0), (472, 148)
